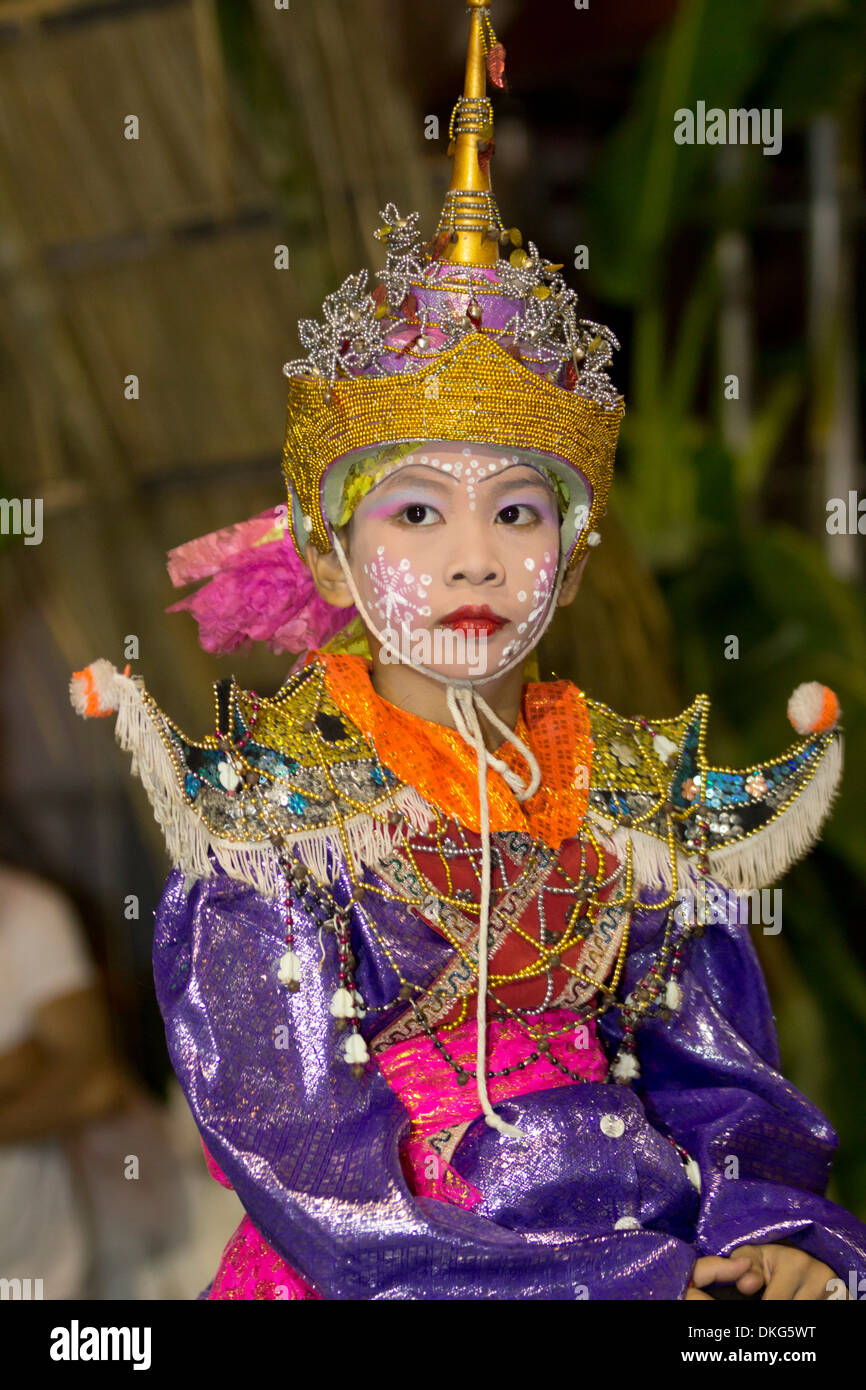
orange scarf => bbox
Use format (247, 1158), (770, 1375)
(311, 650), (593, 849)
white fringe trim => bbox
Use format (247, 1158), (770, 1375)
(707, 733), (843, 889)
(589, 818), (696, 895)
(73, 661), (433, 898)
(589, 732), (843, 893)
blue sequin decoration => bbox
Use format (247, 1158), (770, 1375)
(288, 791), (307, 814)
(185, 772), (201, 799)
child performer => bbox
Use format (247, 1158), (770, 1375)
(71, 1), (866, 1300)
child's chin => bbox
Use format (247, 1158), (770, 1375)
(379, 624), (502, 680)
(429, 660), (493, 682)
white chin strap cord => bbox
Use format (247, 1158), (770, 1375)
(330, 531), (568, 1139)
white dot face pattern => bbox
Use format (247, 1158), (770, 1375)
(412, 447), (507, 511)
(363, 545), (432, 633)
(344, 447), (567, 682)
(496, 548), (556, 670)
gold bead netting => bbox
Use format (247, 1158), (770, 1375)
(282, 333), (624, 570)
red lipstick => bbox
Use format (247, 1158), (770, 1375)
(439, 604), (506, 635)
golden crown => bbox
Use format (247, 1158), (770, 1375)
(281, 0), (624, 570)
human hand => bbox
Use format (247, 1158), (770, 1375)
(685, 1243), (846, 1300)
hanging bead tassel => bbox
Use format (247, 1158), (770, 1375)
(482, 14), (507, 90)
(344, 1029), (369, 1079)
(612, 1049), (641, 1083)
(685, 1157), (702, 1192)
(330, 987), (356, 1020)
(344, 1031), (368, 1064)
(277, 949), (302, 991)
(277, 887), (301, 991)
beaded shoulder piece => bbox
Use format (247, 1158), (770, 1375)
(69, 658), (433, 899)
(583, 689), (843, 892)
(69, 658), (842, 901)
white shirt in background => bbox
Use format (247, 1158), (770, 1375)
(0, 864), (95, 1299)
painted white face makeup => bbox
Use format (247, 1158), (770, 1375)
(342, 445), (564, 681)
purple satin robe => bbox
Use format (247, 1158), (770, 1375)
(152, 859), (866, 1300)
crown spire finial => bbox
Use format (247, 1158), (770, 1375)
(434, 1), (505, 267)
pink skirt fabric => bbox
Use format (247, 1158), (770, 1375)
(204, 1008), (607, 1299)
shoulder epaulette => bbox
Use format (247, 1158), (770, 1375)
(69, 657), (430, 896)
(584, 685), (842, 891)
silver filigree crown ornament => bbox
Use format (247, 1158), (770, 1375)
(282, 201), (621, 410)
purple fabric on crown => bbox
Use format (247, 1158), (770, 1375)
(355, 262), (568, 384)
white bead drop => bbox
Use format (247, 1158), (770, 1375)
(329, 987), (356, 1019)
(277, 950), (301, 985)
(612, 1051), (640, 1082)
(343, 1032), (369, 1065)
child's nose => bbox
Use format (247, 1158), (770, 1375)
(444, 551), (505, 586)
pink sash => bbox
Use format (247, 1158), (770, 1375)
(205, 1008), (607, 1299)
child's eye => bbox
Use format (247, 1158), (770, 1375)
(497, 503), (538, 525)
(396, 503), (441, 526)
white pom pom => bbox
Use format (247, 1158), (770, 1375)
(329, 987), (356, 1019)
(685, 1157), (702, 1192)
(665, 979), (683, 1011)
(612, 1051), (640, 1082)
(277, 950), (301, 985)
(787, 681), (840, 735)
(343, 1031), (369, 1065)
(69, 659), (121, 718)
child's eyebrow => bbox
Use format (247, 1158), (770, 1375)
(372, 464), (553, 498)
(480, 470), (555, 494)
(376, 469), (454, 494)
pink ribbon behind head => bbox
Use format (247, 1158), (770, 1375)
(165, 507), (354, 656)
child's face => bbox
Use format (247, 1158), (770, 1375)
(341, 447), (563, 680)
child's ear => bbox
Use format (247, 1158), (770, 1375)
(557, 551), (589, 608)
(305, 538), (356, 609)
